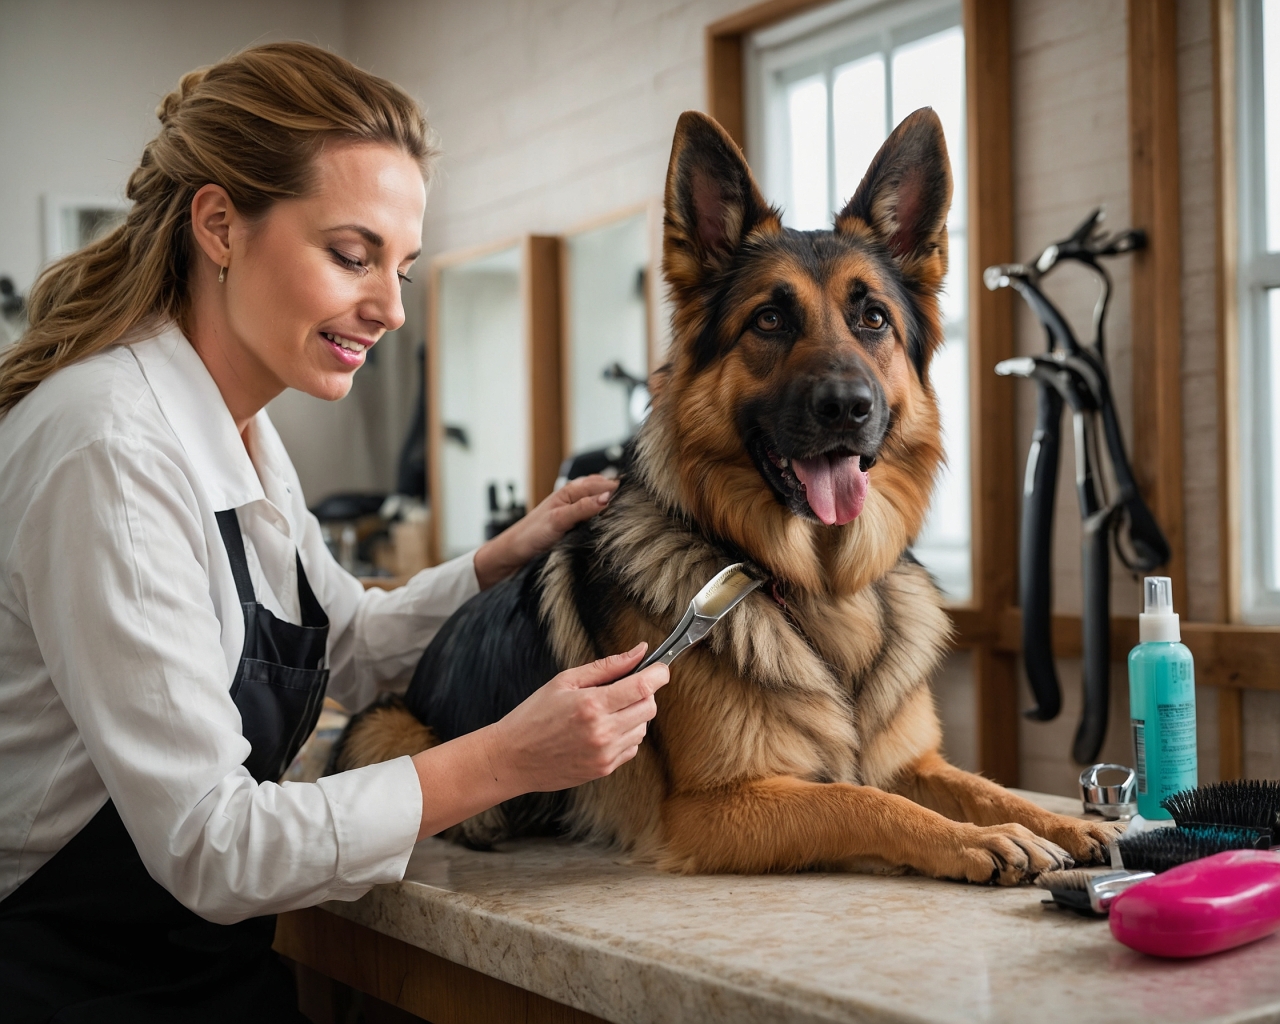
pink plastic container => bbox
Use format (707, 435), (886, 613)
(1109, 849), (1280, 958)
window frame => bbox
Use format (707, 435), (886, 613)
(742, 0), (973, 604)
(1235, 0), (1280, 621)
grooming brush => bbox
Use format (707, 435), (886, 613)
(1160, 780), (1280, 844)
(1035, 868), (1154, 916)
(1110, 849), (1280, 958)
(1114, 824), (1269, 874)
(636, 563), (762, 671)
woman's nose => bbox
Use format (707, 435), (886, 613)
(362, 267), (406, 333)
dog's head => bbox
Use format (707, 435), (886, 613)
(640, 108), (951, 593)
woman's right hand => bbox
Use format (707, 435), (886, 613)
(483, 644), (670, 793)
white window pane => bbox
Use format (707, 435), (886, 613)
(1265, 0), (1280, 250)
(1268, 288), (1280, 585)
(915, 335), (971, 602)
(832, 55), (886, 209)
(891, 26), (966, 228)
(786, 75), (829, 230)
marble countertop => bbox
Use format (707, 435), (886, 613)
(321, 790), (1280, 1024)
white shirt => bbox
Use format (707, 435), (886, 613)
(0, 325), (479, 923)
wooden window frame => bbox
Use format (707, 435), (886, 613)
(710, 0), (1280, 785)
(708, 0), (1021, 781)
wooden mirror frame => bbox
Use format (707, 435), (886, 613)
(425, 235), (563, 566)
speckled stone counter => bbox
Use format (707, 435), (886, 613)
(318, 790), (1280, 1024)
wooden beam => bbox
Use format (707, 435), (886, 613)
(951, 606), (1280, 691)
(964, 0), (1019, 783)
(1217, 686), (1245, 780)
(704, 0), (830, 147)
(276, 908), (608, 1024)
(1128, 0), (1188, 601)
(1214, 0), (1241, 625)
(526, 235), (563, 506)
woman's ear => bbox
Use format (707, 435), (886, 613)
(189, 184), (236, 274)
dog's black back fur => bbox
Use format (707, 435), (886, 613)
(403, 552), (559, 740)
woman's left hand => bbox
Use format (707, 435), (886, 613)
(473, 474), (618, 590)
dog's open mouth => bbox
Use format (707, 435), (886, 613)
(749, 433), (875, 526)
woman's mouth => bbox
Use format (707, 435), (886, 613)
(321, 330), (371, 367)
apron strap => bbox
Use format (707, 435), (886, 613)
(215, 509), (256, 606)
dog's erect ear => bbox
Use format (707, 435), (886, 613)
(663, 111), (780, 294)
(836, 107), (952, 269)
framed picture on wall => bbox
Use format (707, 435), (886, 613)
(43, 194), (130, 262)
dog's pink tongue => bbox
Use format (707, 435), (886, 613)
(792, 454), (869, 526)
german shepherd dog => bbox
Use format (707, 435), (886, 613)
(330, 108), (1120, 883)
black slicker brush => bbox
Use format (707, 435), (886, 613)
(1115, 825), (1269, 874)
(1160, 780), (1280, 844)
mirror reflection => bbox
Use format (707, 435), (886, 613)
(563, 211), (650, 457)
(435, 244), (527, 560)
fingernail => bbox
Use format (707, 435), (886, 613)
(630, 641), (647, 655)
(597, 491), (611, 504)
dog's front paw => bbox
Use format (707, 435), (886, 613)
(940, 823), (1074, 885)
(1038, 815), (1124, 865)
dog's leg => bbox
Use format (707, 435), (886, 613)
(326, 694), (438, 774)
(658, 775), (1071, 883)
(892, 751), (1121, 864)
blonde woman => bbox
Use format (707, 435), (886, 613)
(0, 43), (668, 1021)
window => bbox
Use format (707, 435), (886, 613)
(745, 0), (971, 602)
(1236, 0), (1280, 620)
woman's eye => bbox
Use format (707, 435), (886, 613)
(861, 308), (886, 330)
(331, 249), (365, 272)
(398, 272), (413, 285)
(755, 309), (782, 332)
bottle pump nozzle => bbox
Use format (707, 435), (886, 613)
(1139, 576), (1180, 643)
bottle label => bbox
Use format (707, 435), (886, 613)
(1132, 719), (1147, 795)
(1156, 699), (1197, 791)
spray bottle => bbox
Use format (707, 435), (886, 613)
(1128, 577), (1198, 819)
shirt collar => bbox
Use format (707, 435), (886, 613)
(129, 324), (266, 513)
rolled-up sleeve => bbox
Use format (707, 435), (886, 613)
(14, 439), (423, 924)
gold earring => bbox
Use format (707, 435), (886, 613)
(218, 264), (227, 284)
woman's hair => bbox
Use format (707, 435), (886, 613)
(0, 41), (434, 415)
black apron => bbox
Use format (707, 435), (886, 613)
(0, 509), (329, 1023)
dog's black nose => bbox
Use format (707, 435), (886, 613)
(811, 377), (875, 428)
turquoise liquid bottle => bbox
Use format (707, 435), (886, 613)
(1128, 576), (1197, 819)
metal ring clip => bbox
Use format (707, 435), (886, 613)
(1079, 763), (1137, 820)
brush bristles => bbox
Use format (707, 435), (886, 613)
(1116, 825), (1263, 873)
(1035, 868), (1104, 891)
(694, 566), (758, 617)
(1160, 780), (1280, 841)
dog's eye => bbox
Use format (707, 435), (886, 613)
(755, 309), (783, 332)
(861, 308), (886, 330)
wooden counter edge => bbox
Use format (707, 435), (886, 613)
(275, 905), (610, 1024)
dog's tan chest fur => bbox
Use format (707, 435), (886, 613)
(538, 476), (951, 853)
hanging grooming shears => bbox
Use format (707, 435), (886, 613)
(986, 209), (1170, 764)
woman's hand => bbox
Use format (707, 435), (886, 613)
(481, 643), (669, 793)
(410, 643), (669, 839)
(472, 474), (618, 590)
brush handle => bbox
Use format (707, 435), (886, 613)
(1110, 850), (1280, 958)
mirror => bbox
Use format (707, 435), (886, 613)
(436, 244), (524, 560)
(561, 208), (653, 457)
(429, 237), (562, 562)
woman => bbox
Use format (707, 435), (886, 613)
(0, 42), (668, 1022)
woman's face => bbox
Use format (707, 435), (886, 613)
(222, 141), (426, 402)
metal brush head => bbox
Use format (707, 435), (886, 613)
(637, 563), (762, 672)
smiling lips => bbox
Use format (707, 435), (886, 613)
(321, 330), (373, 366)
